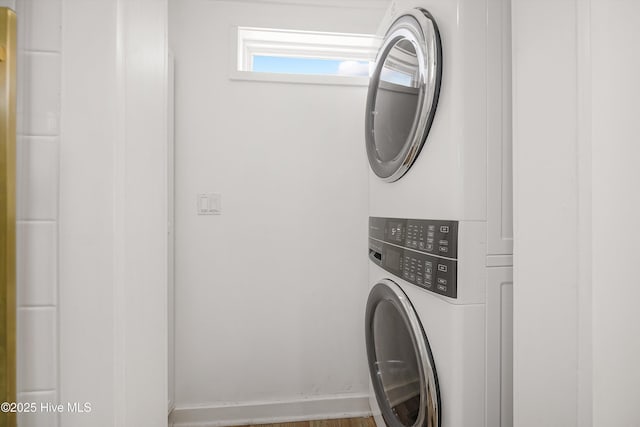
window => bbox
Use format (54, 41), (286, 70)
(233, 27), (379, 84)
(252, 56), (370, 77)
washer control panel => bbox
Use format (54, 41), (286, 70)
(369, 217), (459, 298)
(369, 217), (458, 258)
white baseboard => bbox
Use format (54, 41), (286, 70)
(170, 393), (372, 427)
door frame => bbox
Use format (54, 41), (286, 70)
(0, 7), (17, 427)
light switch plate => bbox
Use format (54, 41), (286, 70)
(197, 193), (221, 215)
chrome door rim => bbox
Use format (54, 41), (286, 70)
(365, 8), (442, 182)
(365, 279), (441, 427)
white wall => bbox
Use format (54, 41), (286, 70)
(59, 0), (169, 426)
(169, 0), (385, 423)
(6, 0), (169, 424)
(513, 0), (640, 425)
(59, 1), (118, 424)
(590, 1), (640, 425)
(512, 1), (581, 424)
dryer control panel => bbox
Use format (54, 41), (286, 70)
(369, 217), (459, 298)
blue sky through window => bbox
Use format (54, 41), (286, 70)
(252, 55), (370, 77)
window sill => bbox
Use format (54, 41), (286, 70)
(229, 70), (370, 87)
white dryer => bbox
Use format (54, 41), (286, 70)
(364, 0), (513, 426)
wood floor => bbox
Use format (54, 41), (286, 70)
(230, 417), (376, 427)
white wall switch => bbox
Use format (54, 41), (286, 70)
(197, 193), (221, 215)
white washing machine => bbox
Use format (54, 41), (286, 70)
(364, 0), (513, 426)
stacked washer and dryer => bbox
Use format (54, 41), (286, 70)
(364, 1), (513, 427)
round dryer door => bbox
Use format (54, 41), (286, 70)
(365, 8), (442, 182)
(365, 280), (440, 427)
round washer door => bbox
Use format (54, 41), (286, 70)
(365, 8), (442, 182)
(365, 280), (440, 427)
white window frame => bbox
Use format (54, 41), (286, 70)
(230, 26), (380, 86)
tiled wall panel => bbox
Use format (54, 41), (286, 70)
(17, 390), (58, 427)
(17, 138), (59, 220)
(0, 0), (63, 425)
(17, 308), (57, 391)
(16, 222), (57, 306)
(17, 0), (61, 52)
(18, 51), (61, 136)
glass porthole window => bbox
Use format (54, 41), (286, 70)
(365, 280), (441, 427)
(365, 9), (442, 182)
